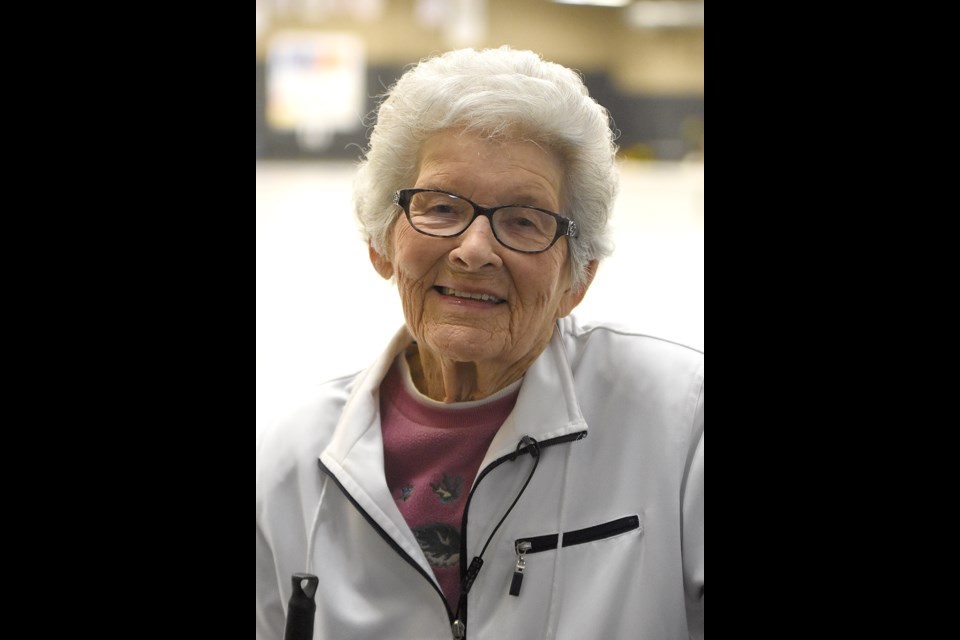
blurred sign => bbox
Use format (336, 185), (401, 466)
(266, 32), (366, 149)
(415, 0), (487, 48)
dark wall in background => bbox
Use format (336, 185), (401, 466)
(256, 63), (703, 162)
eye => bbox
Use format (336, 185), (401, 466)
(410, 192), (468, 217)
(499, 208), (552, 234)
(426, 203), (459, 216)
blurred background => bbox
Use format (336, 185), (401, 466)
(256, 0), (704, 436)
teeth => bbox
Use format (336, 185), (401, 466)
(440, 287), (504, 303)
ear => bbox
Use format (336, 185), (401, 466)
(368, 241), (394, 280)
(557, 259), (598, 318)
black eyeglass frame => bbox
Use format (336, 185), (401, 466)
(392, 188), (579, 254)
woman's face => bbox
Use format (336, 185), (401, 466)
(372, 129), (591, 373)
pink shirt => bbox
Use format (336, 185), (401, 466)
(380, 353), (521, 608)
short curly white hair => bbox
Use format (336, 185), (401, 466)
(353, 46), (619, 285)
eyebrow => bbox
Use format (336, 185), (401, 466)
(426, 187), (558, 210)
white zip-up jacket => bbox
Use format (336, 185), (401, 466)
(256, 316), (704, 640)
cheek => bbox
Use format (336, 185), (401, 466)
(518, 254), (570, 309)
(393, 227), (427, 277)
(393, 228), (445, 304)
(395, 221), (444, 263)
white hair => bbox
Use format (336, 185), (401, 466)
(353, 46), (619, 285)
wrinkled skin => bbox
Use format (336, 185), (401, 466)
(370, 129), (597, 402)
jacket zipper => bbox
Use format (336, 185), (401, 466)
(509, 514), (641, 597)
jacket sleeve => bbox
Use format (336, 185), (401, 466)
(257, 521), (286, 640)
(681, 384), (704, 640)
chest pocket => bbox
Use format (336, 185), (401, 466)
(509, 515), (641, 596)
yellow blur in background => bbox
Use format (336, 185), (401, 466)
(256, 0), (704, 161)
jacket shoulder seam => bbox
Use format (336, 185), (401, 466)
(570, 323), (704, 355)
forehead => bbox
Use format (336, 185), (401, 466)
(415, 130), (564, 203)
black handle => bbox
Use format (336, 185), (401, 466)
(283, 573), (318, 640)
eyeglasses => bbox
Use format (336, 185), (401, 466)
(393, 188), (579, 254)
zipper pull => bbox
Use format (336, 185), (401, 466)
(452, 619), (465, 639)
(509, 541), (532, 596)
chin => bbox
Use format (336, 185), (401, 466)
(424, 326), (505, 363)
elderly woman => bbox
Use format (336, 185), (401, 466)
(256, 47), (703, 640)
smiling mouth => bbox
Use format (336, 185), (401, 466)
(435, 286), (506, 304)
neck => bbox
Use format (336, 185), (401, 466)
(406, 345), (535, 403)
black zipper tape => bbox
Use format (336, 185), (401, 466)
(516, 514), (640, 553)
(318, 459), (455, 622)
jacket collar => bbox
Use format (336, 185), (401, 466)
(475, 324), (587, 470)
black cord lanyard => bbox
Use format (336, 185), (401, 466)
(452, 436), (541, 638)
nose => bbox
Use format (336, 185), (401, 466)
(448, 215), (504, 271)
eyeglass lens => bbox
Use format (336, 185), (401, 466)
(406, 191), (558, 252)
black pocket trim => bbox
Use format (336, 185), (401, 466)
(517, 514), (641, 554)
